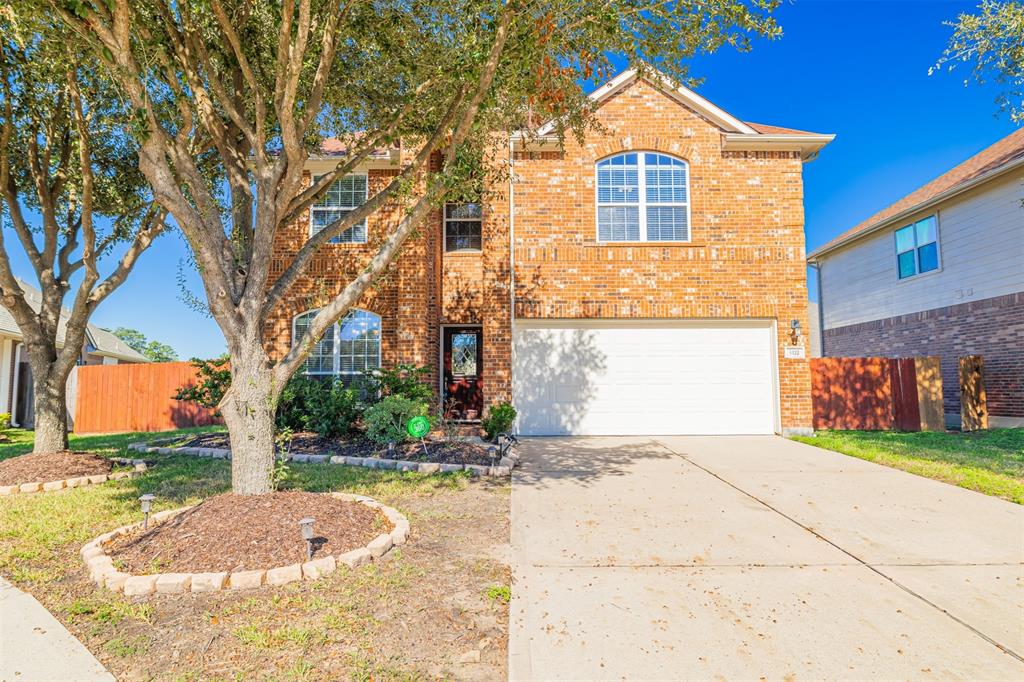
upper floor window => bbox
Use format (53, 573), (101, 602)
(311, 174), (368, 243)
(293, 308), (381, 377)
(895, 215), (939, 279)
(596, 152), (689, 242)
(444, 203), (482, 252)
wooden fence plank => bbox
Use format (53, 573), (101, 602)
(915, 356), (945, 431)
(74, 361), (219, 434)
(810, 357), (895, 430)
(891, 358), (921, 432)
(959, 355), (988, 432)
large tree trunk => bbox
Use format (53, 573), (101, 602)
(32, 368), (70, 453)
(220, 345), (279, 495)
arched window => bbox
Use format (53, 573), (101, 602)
(292, 308), (381, 378)
(596, 152), (689, 242)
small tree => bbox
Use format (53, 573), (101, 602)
(933, 0), (1024, 122)
(111, 327), (179, 362)
(0, 9), (166, 452)
(52, 0), (780, 492)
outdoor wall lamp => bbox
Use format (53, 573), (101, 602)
(789, 319), (802, 344)
(139, 494), (155, 530)
(299, 517), (315, 560)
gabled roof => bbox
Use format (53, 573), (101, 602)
(536, 67), (759, 135)
(529, 67), (834, 161)
(0, 279), (149, 362)
(810, 127), (1024, 259)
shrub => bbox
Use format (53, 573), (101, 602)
(481, 402), (517, 442)
(363, 395), (429, 445)
(360, 364), (433, 404)
(173, 356), (231, 411)
(0, 413), (10, 430)
(276, 376), (360, 438)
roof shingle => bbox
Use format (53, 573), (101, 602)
(811, 127), (1024, 258)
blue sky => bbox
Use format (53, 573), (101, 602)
(3, 0), (1018, 359)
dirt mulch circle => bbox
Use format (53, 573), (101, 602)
(0, 450), (113, 486)
(182, 432), (499, 466)
(105, 491), (391, 573)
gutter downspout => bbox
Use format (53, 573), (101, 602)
(810, 260), (825, 357)
(508, 134), (516, 407)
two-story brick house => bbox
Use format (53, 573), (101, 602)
(264, 68), (833, 437)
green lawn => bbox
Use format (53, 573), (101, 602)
(0, 427), (507, 680)
(0, 426), (225, 462)
(792, 428), (1024, 504)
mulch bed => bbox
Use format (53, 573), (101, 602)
(105, 491), (390, 573)
(182, 431), (500, 466)
(0, 450), (112, 486)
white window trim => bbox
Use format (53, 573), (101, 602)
(893, 212), (942, 282)
(292, 308), (382, 377)
(308, 172), (369, 244)
(594, 152), (692, 244)
(443, 203), (483, 253)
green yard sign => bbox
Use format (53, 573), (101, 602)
(407, 416), (430, 439)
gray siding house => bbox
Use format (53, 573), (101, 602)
(809, 128), (1023, 427)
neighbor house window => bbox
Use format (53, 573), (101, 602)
(895, 215), (939, 279)
(310, 174), (368, 243)
(292, 308), (381, 378)
(444, 203), (482, 252)
(596, 152), (689, 242)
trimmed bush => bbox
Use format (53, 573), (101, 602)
(276, 376), (360, 438)
(482, 402), (517, 442)
(359, 364), (433, 404)
(364, 395), (429, 445)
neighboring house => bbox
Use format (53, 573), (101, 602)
(0, 278), (149, 428)
(807, 302), (822, 357)
(808, 128), (1024, 428)
(265, 67), (833, 436)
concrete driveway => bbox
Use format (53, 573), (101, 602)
(509, 436), (1024, 680)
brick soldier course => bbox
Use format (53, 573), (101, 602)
(263, 70), (830, 435)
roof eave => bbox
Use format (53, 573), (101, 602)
(808, 154), (1024, 261)
(722, 133), (835, 161)
(535, 66), (759, 138)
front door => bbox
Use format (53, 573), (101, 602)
(443, 327), (483, 420)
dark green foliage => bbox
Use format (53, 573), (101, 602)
(110, 327), (179, 362)
(482, 402), (517, 441)
(360, 364), (434, 404)
(173, 357), (231, 411)
(364, 396), (430, 445)
(276, 376), (361, 439)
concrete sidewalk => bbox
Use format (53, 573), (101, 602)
(509, 436), (1024, 680)
(1, 575), (114, 682)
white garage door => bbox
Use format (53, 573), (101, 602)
(512, 320), (777, 436)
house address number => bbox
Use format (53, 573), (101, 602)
(784, 346), (805, 359)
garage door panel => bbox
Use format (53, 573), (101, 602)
(513, 322), (776, 436)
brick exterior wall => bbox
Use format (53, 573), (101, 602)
(511, 79), (813, 431)
(264, 76), (815, 431)
(823, 292), (1024, 419)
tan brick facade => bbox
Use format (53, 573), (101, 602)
(265, 76), (816, 432)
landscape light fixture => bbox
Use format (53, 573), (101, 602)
(139, 494), (155, 530)
(299, 517), (315, 560)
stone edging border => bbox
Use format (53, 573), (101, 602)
(0, 458), (148, 496)
(128, 441), (519, 477)
(81, 492), (409, 596)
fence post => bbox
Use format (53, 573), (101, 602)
(914, 356), (945, 431)
(959, 355), (988, 431)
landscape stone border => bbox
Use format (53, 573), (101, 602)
(127, 440), (519, 477)
(0, 457), (148, 496)
(81, 492), (410, 596)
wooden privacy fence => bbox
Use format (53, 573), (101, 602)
(74, 361), (220, 434)
(811, 356), (945, 432)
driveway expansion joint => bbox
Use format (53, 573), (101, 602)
(653, 438), (1024, 665)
